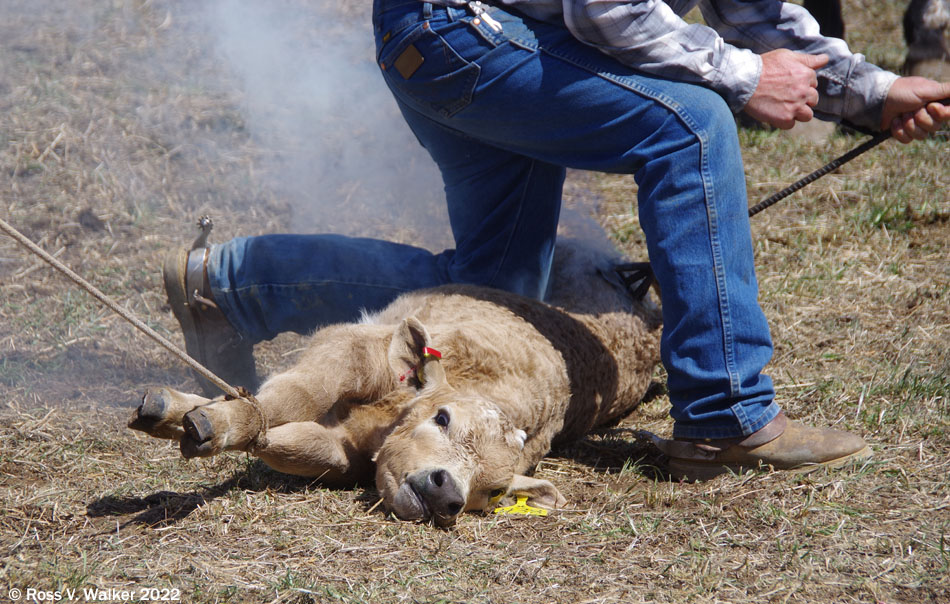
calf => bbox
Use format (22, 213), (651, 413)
(129, 242), (662, 526)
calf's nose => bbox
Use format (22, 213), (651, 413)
(416, 468), (465, 525)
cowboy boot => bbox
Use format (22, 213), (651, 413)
(163, 217), (259, 396)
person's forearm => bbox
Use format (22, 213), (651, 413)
(562, 0), (762, 110)
(701, 0), (898, 129)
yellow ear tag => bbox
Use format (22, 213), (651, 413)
(493, 495), (548, 516)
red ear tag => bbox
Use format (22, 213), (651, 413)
(399, 348), (441, 382)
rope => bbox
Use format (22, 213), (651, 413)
(0, 215), (244, 401)
(1, 215), (271, 444)
(749, 103), (949, 217)
(748, 131), (892, 217)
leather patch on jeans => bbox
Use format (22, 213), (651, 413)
(394, 44), (424, 80)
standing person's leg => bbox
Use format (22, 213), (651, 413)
(802, 0), (845, 39)
(373, 0), (868, 474)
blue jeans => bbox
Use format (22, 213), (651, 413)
(208, 0), (780, 439)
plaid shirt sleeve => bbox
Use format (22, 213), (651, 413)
(562, 0), (898, 129)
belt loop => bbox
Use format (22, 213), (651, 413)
(422, 1), (433, 19)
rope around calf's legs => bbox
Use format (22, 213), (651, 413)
(228, 387), (269, 452)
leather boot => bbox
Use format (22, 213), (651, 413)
(647, 413), (871, 481)
(163, 218), (259, 396)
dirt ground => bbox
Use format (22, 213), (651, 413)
(1, 1), (948, 603)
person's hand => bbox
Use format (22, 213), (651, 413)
(880, 76), (950, 143)
(745, 49), (828, 129)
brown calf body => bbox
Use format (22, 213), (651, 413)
(130, 242), (662, 526)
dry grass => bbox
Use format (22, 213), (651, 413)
(1, 0), (949, 603)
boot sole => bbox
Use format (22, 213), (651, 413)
(668, 445), (872, 482)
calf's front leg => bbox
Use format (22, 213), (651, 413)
(128, 387), (266, 458)
(176, 366), (369, 459)
(252, 422), (369, 486)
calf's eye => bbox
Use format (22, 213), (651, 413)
(434, 409), (450, 428)
(489, 488), (506, 500)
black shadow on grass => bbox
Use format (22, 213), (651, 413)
(549, 381), (673, 481)
(85, 460), (364, 529)
(551, 429), (672, 482)
(87, 486), (236, 528)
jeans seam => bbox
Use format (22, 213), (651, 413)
(536, 46), (681, 112)
(698, 128), (742, 398)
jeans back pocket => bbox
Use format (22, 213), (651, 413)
(379, 23), (481, 118)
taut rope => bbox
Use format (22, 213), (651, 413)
(749, 104), (949, 217)
(748, 131), (892, 217)
(0, 215), (244, 401)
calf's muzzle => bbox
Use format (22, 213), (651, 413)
(394, 468), (466, 527)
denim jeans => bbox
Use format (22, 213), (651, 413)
(208, 0), (780, 439)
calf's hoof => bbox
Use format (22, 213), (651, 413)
(128, 388), (185, 440)
(180, 408), (222, 458)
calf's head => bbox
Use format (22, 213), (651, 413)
(374, 318), (565, 527)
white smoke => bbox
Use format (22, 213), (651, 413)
(202, 0), (451, 248)
(188, 0), (614, 254)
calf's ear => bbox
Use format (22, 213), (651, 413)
(509, 475), (567, 510)
(388, 317), (449, 390)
